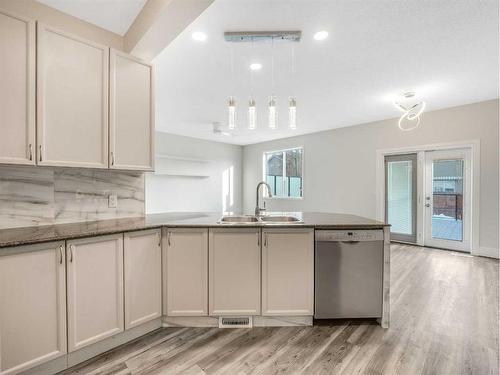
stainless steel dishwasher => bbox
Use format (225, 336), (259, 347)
(315, 230), (384, 319)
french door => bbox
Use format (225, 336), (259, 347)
(424, 149), (471, 252)
(385, 154), (417, 243)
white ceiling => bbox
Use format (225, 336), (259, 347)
(154, 0), (499, 145)
(37, 0), (146, 35)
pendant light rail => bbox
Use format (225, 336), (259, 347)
(224, 31), (301, 43)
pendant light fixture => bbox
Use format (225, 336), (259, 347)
(227, 44), (236, 130)
(268, 96), (277, 129)
(228, 96), (236, 130)
(248, 37), (257, 130)
(248, 98), (256, 129)
(288, 42), (297, 129)
(288, 97), (297, 129)
(268, 37), (277, 129)
(223, 31), (302, 132)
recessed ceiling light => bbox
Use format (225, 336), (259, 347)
(192, 32), (207, 41)
(313, 31), (329, 41)
(249, 62), (262, 71)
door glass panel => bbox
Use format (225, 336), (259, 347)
(387, 160), (413, 235)
(431, 159), (463, 241)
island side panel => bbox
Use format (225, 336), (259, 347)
(379, 226), (390, 328)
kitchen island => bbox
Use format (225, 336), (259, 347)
(0, 212), (390, 375)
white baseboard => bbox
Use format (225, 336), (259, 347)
(473, 246), (499, 259)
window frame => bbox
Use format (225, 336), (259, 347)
(262, 146), (304, 200)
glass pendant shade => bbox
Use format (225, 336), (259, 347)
(228, 97), (236, 129)
(289, 97), (297, 129)
(248, 98), (256, 129)
(268, 96), (277, 129)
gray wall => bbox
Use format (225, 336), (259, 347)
(146, 132), (243, 213)
(242, 100), (499, 254)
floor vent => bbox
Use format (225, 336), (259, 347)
(218, 316), (253, 328)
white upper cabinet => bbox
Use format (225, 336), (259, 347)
(0, 10), (35, 165)
(124, 229), (162, 329)
(109, 49), (154, 171)
(36, 23), (109, 168)
(209, 228), (261, 316)
(66, 234), (124, 352)
(0, 242), (66, 374)
(262, 228), (314, 316)
(163, 228), (208, 316)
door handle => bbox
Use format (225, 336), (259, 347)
(59, 245), (63, 264)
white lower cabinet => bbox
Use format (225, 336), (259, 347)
(163, 228), (208, 316)
(262, 228), (314, 316)
(0, 242), (66, 374)
(209, 228), (261, 316)
(66, 234), (124, 352)
(124, 229), (162, 329)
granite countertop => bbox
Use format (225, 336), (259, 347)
(0, 212), (387, 249)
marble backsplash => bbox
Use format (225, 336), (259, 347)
(0, 165), (145, 229)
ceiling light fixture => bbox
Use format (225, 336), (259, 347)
(313, 30), (328, 41)
(249, 62), (262, 71)
(191, 32), (207, 41)
(224, 31), (302, 131)
(394, 92), (426, 131)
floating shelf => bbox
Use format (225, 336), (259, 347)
(153, 154), (214, 178)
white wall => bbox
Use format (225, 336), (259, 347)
(146, 132), (242, 213)
(242, 100), (499, 256)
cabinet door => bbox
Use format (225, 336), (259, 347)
(37, 23), (109, 168)
(209, 228), (261, 316)
(0, 242), (66, 374)
(109, 49), (154, 171)
(164, 228), (208, 316)
(0, 10), (35, 165)
(66, 234), (124, 352)
(262, 229), (314, 316)
(124, 229), (162, 329)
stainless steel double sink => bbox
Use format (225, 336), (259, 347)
(218, 215), (303, 224)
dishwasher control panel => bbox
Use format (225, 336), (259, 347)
(315, 230), (384, 242)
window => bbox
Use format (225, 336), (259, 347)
(263, 147), (303, 198)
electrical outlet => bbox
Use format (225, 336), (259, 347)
(108, 194), (118, 208)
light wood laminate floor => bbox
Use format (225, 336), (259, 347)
(61, 244), (499, 375)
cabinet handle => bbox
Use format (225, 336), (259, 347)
(59, 245), (63, 264)
(28, 144), (33, 161)
(257, 232), (260, 247)
(264, 233), (268, 247)
(110, 151), (115, 166)
(69, 245), (74, 262)
(39, 145), (42, 162)
(167, 231), (171, 246)
(157, 232), (161, 247)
